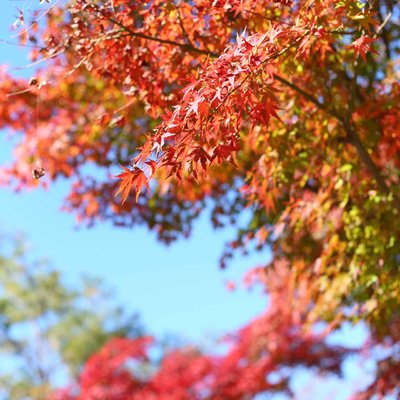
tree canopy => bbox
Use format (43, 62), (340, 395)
(0, 0), (399, 398)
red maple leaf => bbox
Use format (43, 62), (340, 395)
(115, 166), (149, 204)
(349, 35), (378, 62)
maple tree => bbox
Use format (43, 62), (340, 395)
(1, 0), (400, 397)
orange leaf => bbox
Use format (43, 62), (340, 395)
(115, 166), (135, 204)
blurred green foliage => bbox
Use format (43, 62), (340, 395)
(0, 234), (143, 400)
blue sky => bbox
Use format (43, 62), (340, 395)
(0, 2), (378, 398)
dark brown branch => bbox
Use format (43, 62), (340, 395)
(273, 74), (400, 210)
(273, 74), (341, 119)
(342, 121), (391, 195)
(94, 6), (217, 57)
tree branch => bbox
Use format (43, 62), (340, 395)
(94, 6), (217, 57)
(273, 74), (400, 210)
(273, 74), (341, 119)
(341, 121), (390, 194)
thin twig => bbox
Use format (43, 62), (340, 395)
(0, 38), (45, 49)
(376, 10), (392, 35)
(6, 87), (34, 97)
(13, 50), (65, 70)
(10, 0), (63, 39)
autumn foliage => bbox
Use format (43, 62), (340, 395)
(1, 0), (400, 398)
(53, 265), (350, 399)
